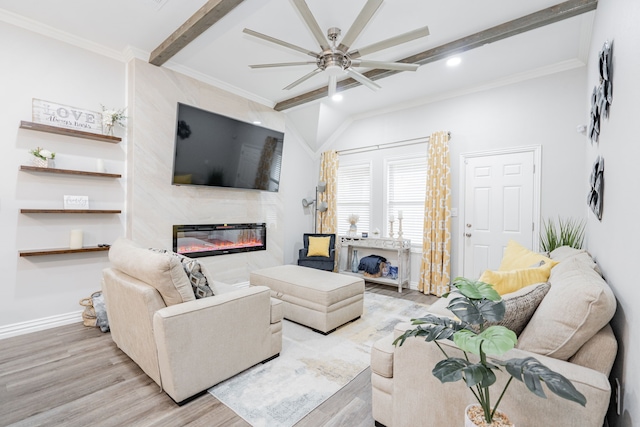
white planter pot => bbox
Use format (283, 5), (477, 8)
(31, 156), (52, 168)
(465, 404), (514, 427)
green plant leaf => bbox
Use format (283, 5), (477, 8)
(540, 217), (585, 252)
(454, 326), (517, 356)
(433, 358), (497, 389)
(451, 277), (501, 301)
(498, 357), (587, 406)
(393, 315), (467, 346)
(447, 296), (506, 325)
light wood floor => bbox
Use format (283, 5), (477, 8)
(0, 284), (437, 427)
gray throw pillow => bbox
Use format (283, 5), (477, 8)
(485, 282), (551, 336)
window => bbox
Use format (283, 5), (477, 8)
(337, 162), (371, 236)
(386, 156), (427, 247)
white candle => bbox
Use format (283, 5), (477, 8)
(390, 214), (394, 222)
(70, 229), (83, 249)
(398, 210), (403, 219)
(96, 159), (106, 173)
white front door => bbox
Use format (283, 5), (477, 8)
(462, 148), (539, 279)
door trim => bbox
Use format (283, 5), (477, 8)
(457, 145), (542, 278)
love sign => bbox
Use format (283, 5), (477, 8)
(32, 99), (102, 133)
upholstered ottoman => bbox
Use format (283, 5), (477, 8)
(250, 265), (364, 334)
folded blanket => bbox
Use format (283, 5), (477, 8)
(358, 255), (387, 275)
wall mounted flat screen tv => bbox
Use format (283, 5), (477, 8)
(171, 103), (284, 192)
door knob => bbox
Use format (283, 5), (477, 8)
(465, 233), (472, 237)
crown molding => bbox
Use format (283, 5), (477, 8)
(161, 61), (275, 109)
(0, 9), (124, 61)
(351, 59), (587, 124)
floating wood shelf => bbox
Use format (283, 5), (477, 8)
(19, 246), (110, 257)
(20, 120), (121, 143)
(19, 165), (121, 178)
(20, 209), (121, 214)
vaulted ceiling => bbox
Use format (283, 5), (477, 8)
(0, 0), (597, 150)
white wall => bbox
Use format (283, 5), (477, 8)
(585, 0), (640, 425)
(0, 21), (125, 332)
(329, 67), (588, 282)
(0, 24), (317, 333)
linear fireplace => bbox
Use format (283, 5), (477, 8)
(173, 223), (266, 258)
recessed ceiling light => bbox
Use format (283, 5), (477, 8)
(253, 120), (262, 125)
(446, 57), (461, 67)
(332, 94), (343, 102)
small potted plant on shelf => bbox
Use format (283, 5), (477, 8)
(29, 147), (55, 168)
(101, 105), (127, 136)
(394, 277), (586, 427)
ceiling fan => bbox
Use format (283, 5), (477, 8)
(243, 0), (430, 98)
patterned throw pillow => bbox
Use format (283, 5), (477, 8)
(472, 283), (551, 336)
(149, 248), (214, 299)
(487, 282), (551, 336)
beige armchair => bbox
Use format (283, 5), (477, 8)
(102, 237), (282, 404)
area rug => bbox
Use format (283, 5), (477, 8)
(208, 292), (430, 427)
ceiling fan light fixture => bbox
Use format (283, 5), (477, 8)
(446, 57), (462, 67)
(325, 64), (344, 77)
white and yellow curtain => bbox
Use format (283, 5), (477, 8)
(419, 131), (451, 296)
(317, 150), (338, 234)
(318, 151), (338, 270)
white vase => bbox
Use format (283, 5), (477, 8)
(349, 223), (357, 236)
(465, 404), (514, 427)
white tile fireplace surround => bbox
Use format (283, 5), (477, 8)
(173, 223), (267, 258)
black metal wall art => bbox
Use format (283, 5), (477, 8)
(588, 156), (604, 220)
(588, 40), (614, 144)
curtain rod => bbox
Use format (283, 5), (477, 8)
(337, 132), (451, 155)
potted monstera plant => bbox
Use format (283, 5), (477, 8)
(394, 277), (586, 427)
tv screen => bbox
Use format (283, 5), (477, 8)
(171, 103), (284, 192)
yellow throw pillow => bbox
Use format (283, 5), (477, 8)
(479, 261), (554, 295)
(307, 236), (331, 257)
(499, 240), (558, 271)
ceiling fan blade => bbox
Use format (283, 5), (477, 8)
(351, 60), (419, 71)
(250, 61), (317, 69)
(283, 68), (323, 90)
(243, 28), (317, 58)
(292, 0), (330, 51)
(345, 68), (381, 91)
(338, 0), (383, 52)
(349, 26), (430, 59)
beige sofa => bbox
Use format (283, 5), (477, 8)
(102, 237), (283, 404)
(371, 246), (617, 427)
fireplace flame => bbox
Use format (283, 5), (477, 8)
(178, 238), (264, 254)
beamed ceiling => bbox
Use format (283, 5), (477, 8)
(0, 0), (597, 150)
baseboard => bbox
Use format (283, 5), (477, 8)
(0, 310), (83, 340)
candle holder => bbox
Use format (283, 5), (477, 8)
(389, 219), (395, 238)
(397, 218), (404, 240)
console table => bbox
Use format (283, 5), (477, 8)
(338, 236), (411, 293)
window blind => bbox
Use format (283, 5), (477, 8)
(386, 157), (427, 247)
(337, 162), (371, 236)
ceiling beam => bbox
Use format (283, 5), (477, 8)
(274, 0), (597, 111)
(149, 0), (245, 66)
